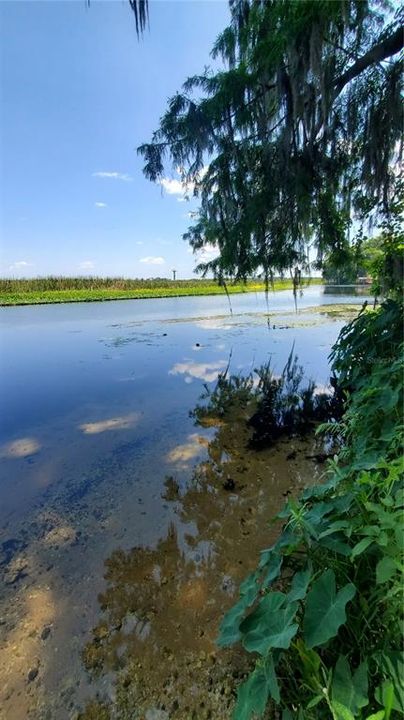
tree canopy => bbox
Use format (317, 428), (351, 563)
(138, 0), (403, 283)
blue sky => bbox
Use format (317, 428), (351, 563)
(0, 0), (230, 279)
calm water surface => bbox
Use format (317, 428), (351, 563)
(0, 287), (364, 719)
(0, 286), (363, 521)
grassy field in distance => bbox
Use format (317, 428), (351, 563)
(0, 276), (323, 306)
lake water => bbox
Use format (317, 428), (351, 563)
(0, 287), (365, 719)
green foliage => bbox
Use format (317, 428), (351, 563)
(303, 571), (356, 649)
(234, 657), (280, 720)
(139, 0), (403, 281)
(217, 301), (404, 719)
(321, 188), (404, 291)
(0, 277), (318, 306)
(332, 656), (369, 715)
(367, 192), (404, 300)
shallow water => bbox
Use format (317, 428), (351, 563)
(0, 287), (364, 719)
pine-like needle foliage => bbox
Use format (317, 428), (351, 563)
(128, 0), (148, 37)
(88, 0), (149, 37)
(138, 0), (403, 282)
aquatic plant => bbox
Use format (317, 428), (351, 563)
(0, 276), (320, 306)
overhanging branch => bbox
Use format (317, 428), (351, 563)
(334, 26), (403, 97)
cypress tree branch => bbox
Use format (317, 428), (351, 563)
(334, 26), (403, 97)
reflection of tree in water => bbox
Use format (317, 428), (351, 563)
(79, 362), (325, 719)
(193, 350), (342, 450)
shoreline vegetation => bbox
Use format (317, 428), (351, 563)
(0, 276), (323, 306)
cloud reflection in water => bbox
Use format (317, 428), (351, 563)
(79, 413), (141, 435)
(169, 360), (227, 383)
(0, 438), (41, 459)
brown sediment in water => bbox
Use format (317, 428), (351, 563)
(78, 407), (325, 720)
(0, 382), (327, 720)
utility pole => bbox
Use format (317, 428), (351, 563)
(172, 269), (177, 281)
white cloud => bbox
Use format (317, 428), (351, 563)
(158, 166), (209, 199)
(139, 256), (166, 265)
(95, 201), (107, 208)
(159, 178), (186, 195)
(92, 171), (132, 182)
(8, 260), (32, 270)
(196, 246), (219, 263)
(78, 260), (95, 271)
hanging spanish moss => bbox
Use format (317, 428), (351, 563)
(138, 0), (403, 282)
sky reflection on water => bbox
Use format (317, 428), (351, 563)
(0, 287), (367, 720)
(0, 287), (364, 524)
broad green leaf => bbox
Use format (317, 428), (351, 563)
(304, 501), (336, 525)
(294, 639), (321, 690)
(375, 681), (395, 719)
(319, 520), (352, 539)
(374, 651), (404, 713)
(233, 665), (270, 720)
(332, 656), (368, 714)
(241, 594), (299, 654)
(263, 553), (282, 588)
(264, 653), (280, 703)
(365, 503), (395, 529)
(258, 530), (298, 570)
(258, 549), (272, 570)
(360, 525), (381, 537)
(351, 536), (374, 558)
(217, 595), (251, 647)
(365, 712), (385, 720)
(394, 524), (404, 547)
(240, 591), (286, 633)
(318, 534), (352, 556)
(332, 493), (355, 513)
(377, 532), (389, 547)
(375, 556), (397, 584)
(303, 570), (356, 648)
(394, 488), (404, 507)
(306, 694), (324, 708)
(238, 571), (261, 607)
(331, 700), (355, 720)
(301, 475), (340, 500)
(233, 656), (280, 720)
(287, 566), (312, 602)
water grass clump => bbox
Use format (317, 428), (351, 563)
(0, 276), (322, 306)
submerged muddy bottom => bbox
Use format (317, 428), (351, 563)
(1, 411), (324, 720)
(0, 291), (364, 719)
(82, 428), (324, 720)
